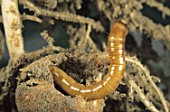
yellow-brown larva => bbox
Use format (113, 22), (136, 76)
(49, 21), (126, 101)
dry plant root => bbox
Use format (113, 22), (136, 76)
(126, 57), (169, 112)
(1, 0), (24, 57)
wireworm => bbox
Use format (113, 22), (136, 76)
(49, 21), (126, 101)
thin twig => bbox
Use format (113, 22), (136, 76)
(21, 14), (43, 23)
(126, 57), (169, 112)
(0, 14), (43, 23)
(19, 0), (104, 32)
(40, 30), (54, 46)
(141, 0), (170, 17)
(128, 78), (159, 112)
(85, 24), (97, 50)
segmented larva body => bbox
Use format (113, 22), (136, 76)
(49, 21), (126, 101)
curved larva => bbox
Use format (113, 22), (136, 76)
(49, 21), (126, 101)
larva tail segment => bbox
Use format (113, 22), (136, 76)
(49, 21), (127, 101)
